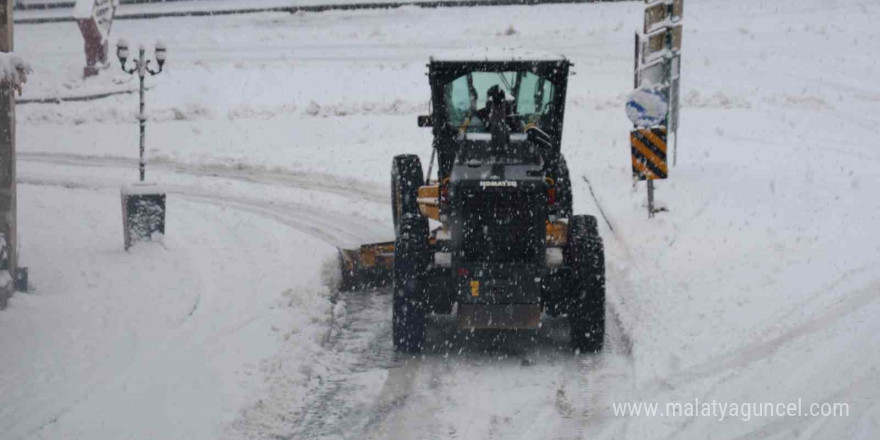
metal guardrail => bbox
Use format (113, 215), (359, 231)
(15, 0), (629, 25)
(16, 0), (213, 9)
(15, 0), (624, 9)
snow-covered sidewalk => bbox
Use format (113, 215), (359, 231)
(1, 168), (341, 438)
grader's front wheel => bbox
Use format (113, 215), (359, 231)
(392, 215), (429, 352)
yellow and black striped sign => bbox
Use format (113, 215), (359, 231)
(630, 127), (668, 180)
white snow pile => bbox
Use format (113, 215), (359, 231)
(0, 53), (32, 91)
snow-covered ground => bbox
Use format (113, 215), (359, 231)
(2, 0), (879, 438)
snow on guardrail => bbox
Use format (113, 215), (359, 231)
(14, 0), (633, 24)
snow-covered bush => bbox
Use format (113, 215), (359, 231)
(0, 53), (32, 94)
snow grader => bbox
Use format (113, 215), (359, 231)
(339, 51), (606, 353)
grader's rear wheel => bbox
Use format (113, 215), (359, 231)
(391, 155), (424, 235)
(566, 215), (606, 353)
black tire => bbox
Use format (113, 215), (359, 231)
(392, 215), (429, 352)
(391, 155), (424, 234)
(566, 215), (605, 353)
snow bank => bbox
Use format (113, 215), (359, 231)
(0, 183), (338, 439)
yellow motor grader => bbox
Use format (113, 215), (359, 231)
(339, 52), (606, 353)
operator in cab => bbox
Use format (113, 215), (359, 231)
(475, 84), (524, 133)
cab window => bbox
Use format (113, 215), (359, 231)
(444, 71), (555, 133)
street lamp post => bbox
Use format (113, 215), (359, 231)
(115, 38), (168, 250)
(116, 38), (166, 181)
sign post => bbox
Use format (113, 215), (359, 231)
(74, 0), (118, 78)
(640, 0), (683, 166)
(627, 0), (683, 218)
(630, 127), (668, 217)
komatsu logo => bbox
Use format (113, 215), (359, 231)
(480, 181), (518, 189)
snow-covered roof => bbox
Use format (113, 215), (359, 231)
(430, 48), (567, 63)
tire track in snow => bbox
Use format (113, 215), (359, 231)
(20, 175), (385, 248)
(579, 173), (635, 358)
(277, 291), (408, 440)
(723, 372), (880, 440)
(352, 312), (637, 440)
(17, 153), (391, 248)
(285, 303), (634, 440)
(18, 152), (388, 205)
(647, 279), (880, 392)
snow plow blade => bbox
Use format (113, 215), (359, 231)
(337, 242), (394, 291)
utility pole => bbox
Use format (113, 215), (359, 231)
(0, 0), (15, 309)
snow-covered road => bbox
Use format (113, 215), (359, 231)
(241, 289), (634, 440)
(3, 0), (880, 438)
(12, 151), (637, 440)
(4, 155), (362, 439)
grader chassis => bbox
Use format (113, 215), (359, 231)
(340, 51), (606, 353)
